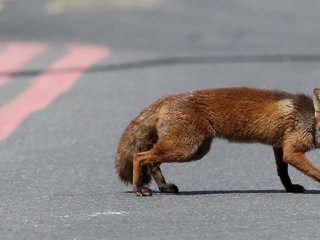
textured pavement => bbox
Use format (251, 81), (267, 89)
(1, 1), (320, 239)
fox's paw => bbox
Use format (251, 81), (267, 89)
(159, 183), (179, 194)
(286, 184), (305, 193)
(135, 186), (152, 197)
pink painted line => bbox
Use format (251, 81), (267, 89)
(0, 42), (48, 87)
(0, 44), (110, 141)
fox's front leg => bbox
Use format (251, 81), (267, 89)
(283, 148), (320, 189)
(273, 147), (305, 193)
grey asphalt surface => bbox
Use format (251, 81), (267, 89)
(1, 1), (320, 239)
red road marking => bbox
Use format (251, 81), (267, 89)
(0, 42), (48, 87)
(0, 44), (110, 141)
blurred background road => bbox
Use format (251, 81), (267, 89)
(1, 1), (320, 239)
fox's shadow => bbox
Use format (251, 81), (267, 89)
(177, 189), (320, 195)
(130, 189), (320, 195)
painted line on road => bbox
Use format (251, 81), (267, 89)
(0, 42), (48, 87)
(0, 44), (109, 141)
(88, 211), (128, 217)
(47, 0), (158, 14)
(0, 0), (6, 11)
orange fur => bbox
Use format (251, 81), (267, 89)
(115, 87), (320, 196)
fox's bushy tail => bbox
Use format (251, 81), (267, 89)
(115, 108), (159, 185)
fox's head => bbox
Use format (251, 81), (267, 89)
(313, 88), (320, 148)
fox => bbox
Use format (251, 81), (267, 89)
(115, 87), (320, 196)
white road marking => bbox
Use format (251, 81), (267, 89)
(88, 211), (128, 217)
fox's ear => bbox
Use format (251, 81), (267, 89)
(313, 88), (320, 115)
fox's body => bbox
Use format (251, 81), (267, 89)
(116, 87), (320, 196)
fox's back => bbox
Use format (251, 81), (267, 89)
(158, 87), (314, 146)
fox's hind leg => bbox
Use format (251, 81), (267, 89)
(133, 135), (213, 196)
(133, 144), (187, 197)
(149, 163), (179, 194)
(132, 151), (154, 196)
(273, 147), (305, 193)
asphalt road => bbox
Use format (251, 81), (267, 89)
(1, 1), (320, 239)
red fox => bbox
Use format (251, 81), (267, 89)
(115, 87), (320, 196)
